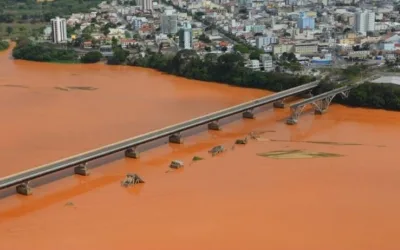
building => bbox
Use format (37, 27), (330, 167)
(355, 10), (375, 35)
(294, 43), (318, 54)
(132, 17), (147, 31)
(179, 22), (193, 49)
(256, 36), (278, 49)
(297, 12), (315, 30)
(260, 54), (273, 72)
(245, 60), (260, 71)
(50, 17), (67, 43)
(138, 0), (153, 11)
(161, 11), (178, 34)
(273, 44), (294, 54)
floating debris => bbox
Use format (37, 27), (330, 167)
(235, 137), (248, 145)
(208, 145), (225, 157)
(121, 173), (145, 187)
(170, 160), (184, 169)
(65, 201), (74, 206)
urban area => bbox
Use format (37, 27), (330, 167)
(2, 0), (400, 110)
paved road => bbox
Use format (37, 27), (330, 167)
(0, 81), (319, 190)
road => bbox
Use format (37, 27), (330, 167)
(0, 81), (319, 190)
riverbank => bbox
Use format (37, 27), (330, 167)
(0, 41), (9, 51)
(11, 40), (400, 111)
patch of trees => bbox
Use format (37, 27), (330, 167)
(0, 40), (9, 51)
(0, 0), (104, 24)
(107, 47), (129, 65)
(12, 39), (78, 62)
(81, 51), (102, 63)
(130, 50), (314, 91)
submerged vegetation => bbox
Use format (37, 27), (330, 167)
(0, 40), (9, 51)
(257, 150), (343, 159)
(12, 38), (78, 62)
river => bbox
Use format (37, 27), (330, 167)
(0, 47), (400, 250)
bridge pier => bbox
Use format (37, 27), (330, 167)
(242, 110), (255, 119)
(208, 121), (221, 131)
(16, 182), (32, 196)
(169, 133), (183, 144)
(74, 163), (90, 176)
(273, 99), (285, 108)
(286, 117), (298, 125)
(125, 147), (140, 159)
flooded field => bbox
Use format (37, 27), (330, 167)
(1, 47), (400, 250)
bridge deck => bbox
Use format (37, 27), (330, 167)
(290, 85), (353, 109)
(0, 81), (319, 190)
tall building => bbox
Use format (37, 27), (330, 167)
(138, 0), (153, 11)
(179, 22), (193, 49)
(355, 10), (375, 34)
(161, 11), (178, 34)
(51, 17), (67, 43)
(297, 12), (315, 30)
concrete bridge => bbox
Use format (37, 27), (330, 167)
(0, 81), (320, 196)
(286, 75), (380, 125)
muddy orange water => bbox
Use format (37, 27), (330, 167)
(0, 47), (400, 250)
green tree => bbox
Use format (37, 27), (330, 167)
(249, 50), (261, 60)
(6, 26), (13, 35)
(233, 44), (249, 53)
(81, 51), (103, 63)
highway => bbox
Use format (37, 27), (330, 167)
(0, 81), (319, 190)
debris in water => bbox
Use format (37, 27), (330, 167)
(170, 160), (184, 169)
(208, 145), (225, 156)
(121, 173), (145, 187)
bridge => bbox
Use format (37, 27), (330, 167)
(0, 80), (320, 196)
(286, 75), (380, 125)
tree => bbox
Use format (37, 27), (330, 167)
(233, 44), (249, 53)
(112, 36), (118, 47)
(204, 46), (211, 52)
(107, 47), (129, 65)
(6, 26), (13, 36)
(198, 33), (211, 43)
(125, 31), (132, 38)
(249, 50), (261, 60)
(81, 51), (103, 63)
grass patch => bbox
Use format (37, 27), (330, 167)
(67, 86), (98, 91)
(192, 156), (204, 161)
(0, 84), (28, 88)
(257, 149), (343, 159)
(270, 139), (362, 146)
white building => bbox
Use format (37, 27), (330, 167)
(51, 17), (67, 43)
(138, 0), (153, 11)
(355, 10), (375, 35)
(132, 17), (147, 30)
(161, 11), (178, 34)
(245, 60), (260, 71)
(260, 54), (273, 72)
(179, 21), (193, 49)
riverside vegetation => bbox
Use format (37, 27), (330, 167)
(11, 40), (400, 111)
(0, 40), (9, 51)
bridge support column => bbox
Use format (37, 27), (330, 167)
(313, 96), (334, 115)
(286, 105), (305, 125)
(169, 133), (183, 144)
(273, 99), (285, 108)
(242, 110), (255, 119)
(208, 121), (221, 131)
(16, 182), (32, 196)
(125, 147), (140, 159)
(74, 163), (90, 176)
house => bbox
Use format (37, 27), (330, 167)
(120, 39), (137, 48)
